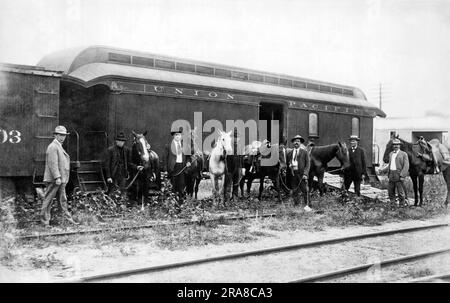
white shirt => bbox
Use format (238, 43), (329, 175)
(175, 141), (183, 163)
(291, 148), (300, 168)
(390, 151), (398, 170)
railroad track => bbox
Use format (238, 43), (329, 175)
(18, 212), (277, 240)
(63, 221), (450, 283)
(287, 247), (450, 282)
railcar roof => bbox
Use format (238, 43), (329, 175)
(69, 62), (382, 113)
(37, 45), (385, 117)
(0, 62), (62, 77)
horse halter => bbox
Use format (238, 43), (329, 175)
(134, 134), (150, 164)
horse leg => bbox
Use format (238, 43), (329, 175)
(246, 176), (253, 197)
(223, 172), (231, 204)
(418, 174), (425, 206)
(412, 175), (419, 206)
(194, 177), (200, 200)
(318, 173), (325, 196)
(275, 173), (282, 202)
(258, 175), (264, 201)
(443, 168), (450, 207)
(239, 175), (246, 198)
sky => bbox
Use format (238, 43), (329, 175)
(0, 0), (449, 119)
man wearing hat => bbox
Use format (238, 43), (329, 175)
(163, 127), (191, 205)
(379, 138), (410, 205)
(104, 131), (131, 194)
(224, 129), (245, 202)
(286, 135), (311, 211)
(41, 126), (78, 226)
(343, 135), (369, 197)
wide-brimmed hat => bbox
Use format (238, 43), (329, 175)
(53, 125), (70, 135)
(291, 135), (305, 143)
(392, 138), (402, 145)
(115, 132), (127, 141)
(349, 135), (360, 142)
(171, 127), (183, 136)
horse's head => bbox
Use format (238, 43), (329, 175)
(217, 129), (233, 155)
(336, 141), (350, 169)
(132, 130), (150, 164)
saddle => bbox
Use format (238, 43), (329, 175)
(414, 138), (441, 173)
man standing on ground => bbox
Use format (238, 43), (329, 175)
(286, 135), (311, 211)
(380, 139), (410, 206)
(164, 128), (191, 206)
(104, 132), (130, 195)
(41, 126), (78, 226)
(343, 135), (369, 197)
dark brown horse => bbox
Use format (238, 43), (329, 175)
(239, 141), (287, 202)
(130, 131), (160, 207)
(184, 128), (205, 200)
(308, 142), (350, 195)
(383, 136), (440, 206)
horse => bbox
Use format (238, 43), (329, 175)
(239, 140), (288, 202)
(383, 136), (443, 206)
(429, 139), (450, 207)
(130, 130), (161, 209)
(308, 142), (350, 196)
(208, 130), (233, 205)
(184, 127), (205, 200)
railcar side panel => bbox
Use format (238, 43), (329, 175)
(111, 93), (259, 157)
(0, 70), (60, 176)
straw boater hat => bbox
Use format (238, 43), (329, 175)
(349, 135), (360, 142)
(171, 127), (183, 136)
(392, 138), (402, 145)
(115, 132), (127, 141)
(291, 135), (305, 143)
(53, 125), (70, 135)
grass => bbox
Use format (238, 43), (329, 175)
(3, 174), (449, 254)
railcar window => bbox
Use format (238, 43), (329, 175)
(108, 53), (131, 64)
(248, 73), (264, 82)
(155, 59), (175, 69)
(309, 113), (319, 137)
(132, 56), (154, 67)
(351, 117), (360, 137)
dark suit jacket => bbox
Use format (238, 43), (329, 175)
(286, 147), (310, 177)
(104, 145), (131, 179)
(163, 140), (191, 174)
(345, 146), (368, 181)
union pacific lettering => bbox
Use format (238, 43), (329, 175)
(147, 85), (235, 101)
(110, 81), (377, 117)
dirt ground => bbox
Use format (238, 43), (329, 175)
(0, 175), (448, 282)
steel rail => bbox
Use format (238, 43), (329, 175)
(289, 247), (450, 283)
(65, 222), (449, 283)
(408, 272), (450, 283)
(18, 213), (277, 240)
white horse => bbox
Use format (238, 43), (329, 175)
(208, 130), (233, 204)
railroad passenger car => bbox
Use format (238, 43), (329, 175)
(38, 46), (385, 169)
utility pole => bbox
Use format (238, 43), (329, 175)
(379, 83), (382, 111)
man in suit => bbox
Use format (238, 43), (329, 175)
(224, 129), (244, 202)
(163, 127), (191, 205)
(286, 135), (311, 211)
(343, 135), (369, 197)
(104, 132), (131, 194)
(41, 126), (78, 226)
(379, 139), (410, 205)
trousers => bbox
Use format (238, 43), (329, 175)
(40, 182), (72, 224)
